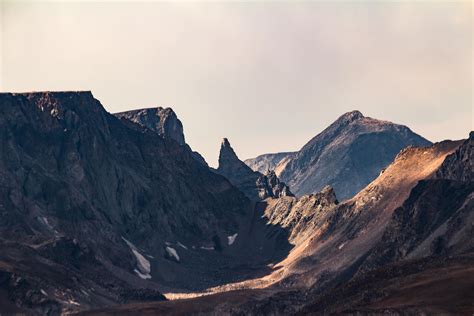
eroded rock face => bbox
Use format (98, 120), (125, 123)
(115, 107), (185, 145)
(216, 138), (293, 201)
(114, 107), (208, 166)
(0, 92), (264, 312)
(263, 185), (338, 244)
(435, 131), (473, 181)
(260, 111), (432, 200)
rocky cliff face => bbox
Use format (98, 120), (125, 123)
(263, 185), (338, 244)
(1, 91), (471, 315)
(115, 107), (185, 145)
(115, 107), (207, 166)
(216, 138), (293, 201)
(257, 111), (432, 200)
(0, 92), (292, 313)
(435, 131), (473, 181)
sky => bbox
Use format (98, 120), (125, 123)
(1, 1), (472, 166)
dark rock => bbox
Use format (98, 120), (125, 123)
(115, 107), (208, 166)
(216, 138), (293, 201)
(115, 107), (185, 145)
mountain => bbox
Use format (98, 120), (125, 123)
(103, 134), (472, 315)
(244, 152), (295, 174)
(247, 111), (432, 200)
(0, 92), (291, 314)
(216, 138), (293, 201)
(114, 107), (207, 166)
(1, 92), (471, 315)
(300, 133), (474, 314)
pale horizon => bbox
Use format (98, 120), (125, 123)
(1, 1), (472, 166)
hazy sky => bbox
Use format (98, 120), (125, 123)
(1, 1), (472, 166)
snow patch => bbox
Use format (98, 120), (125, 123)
(165, 246), (180, 262)
(40, 289), (47, 296)
(200, 246), (214, 251)
(177, 242), (188, 250)
(50, 108), (59, 117)
(38, 216), (60, 235)
(39, 217), (53, 230)
(227, 233), (238, 245)
(122, 237), (152, 279)
(67, 299), (80, 306)
(338, 243), (345, 250)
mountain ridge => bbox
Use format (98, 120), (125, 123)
(247, 110), (432, 200)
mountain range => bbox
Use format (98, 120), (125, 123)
(0, 91), (471, 315)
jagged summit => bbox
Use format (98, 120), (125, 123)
(338, 110), (364, 122)
(216, 138), (293, 200)
(218, 137), (241, 166)
(115, 107), (208, 165)
(221, 137), (231, 147)
(115, 107), (185, 145)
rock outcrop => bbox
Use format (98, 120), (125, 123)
(435, 131), (473, 181)
(263, 185), (338, 243)
(216, 138), (293, 201)
(115, 107), (185, 145)
(115, 107), (207, 166)
(249, 110), (432, 200)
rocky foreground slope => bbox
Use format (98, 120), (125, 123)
(246, 111), (432, 200)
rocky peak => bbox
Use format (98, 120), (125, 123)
(338, 110), (364, 123)
(115, 107), (185, 145)
(217, 138), (293, 200)
(114, 106), (208, 166)
(276, 111), (431, 200)
(218, 138), (241, 168)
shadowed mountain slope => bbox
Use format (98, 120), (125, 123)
(114, 107), (207, 166)
(0, 92), (292, 314)
(216, 138), (293, 201)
